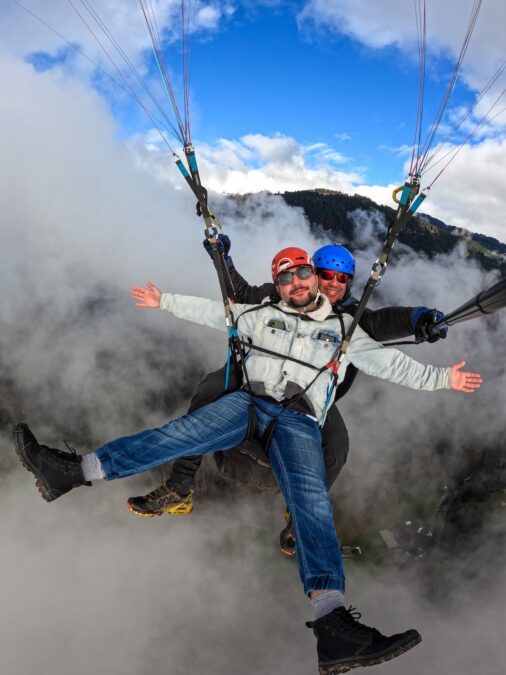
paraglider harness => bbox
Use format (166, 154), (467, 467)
(214, 302), (347, 491)
(216, 176), (429, 487)
(177, 146), (351, 487)
(179, 148), (428, 490)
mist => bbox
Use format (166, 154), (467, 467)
(1, 54), (505, 675)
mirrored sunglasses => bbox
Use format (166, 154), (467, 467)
(276, 265), (315, 286)
(317, 269), (351, 283)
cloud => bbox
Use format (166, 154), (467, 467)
(298, 0), (505, 90)
(0, 0), (238, 103)
(166, 132), (364, 194)
(334, 131), (352, 142)
(419, 137), (506, 240)
(2, 1), (169, 65)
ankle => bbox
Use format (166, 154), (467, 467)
(311, 590), (345, 620)
(81, 452), (105, 481)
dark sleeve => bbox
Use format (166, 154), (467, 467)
(332, 305), (414, 401)
(229, 266), (276, 304)
(347, 305), (415, 342)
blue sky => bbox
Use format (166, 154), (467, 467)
(3, 0), (505, 239)
(25, 1), (481, 186)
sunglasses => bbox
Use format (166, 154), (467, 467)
(317, 269), (351, 283)
(276, 265), (315, 286)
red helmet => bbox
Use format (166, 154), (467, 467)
(271, 247), (314, 281)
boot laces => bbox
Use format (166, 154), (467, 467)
(329, 606), (379, 640)
(43, 440), (80, 474)
(64, 440), (77, 454)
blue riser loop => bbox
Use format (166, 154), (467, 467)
(176, 160), (190, 178)
(408, 194), (426, 214)
(400, 185), (412, 206)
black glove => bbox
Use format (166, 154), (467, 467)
(412, 307), (448, 343)
(203, 234), (233, 268)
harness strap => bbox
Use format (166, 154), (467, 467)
(239, 301), (341, 323)
(175, 144), (255, 392)
(178, 145), (238, 301)
(334, 176), (425, 369)
(237, 339), (325, 372)
(251, 313), (347, 439)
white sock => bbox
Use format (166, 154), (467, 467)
(81, 452), (105, 481)
(311, 590), (345, 620)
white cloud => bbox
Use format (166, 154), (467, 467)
(1, 1), (236, 77)
(417, 137), (506, 240)
(2, 1), (171, 64)
(198, 2), (240, 29)
(334, 131), (352, 142)
(299, 0), (505, 91)
(175, 133), (363, 194)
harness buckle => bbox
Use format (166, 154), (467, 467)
(204, 225), (219, 239)
(371, 258), (387, 284)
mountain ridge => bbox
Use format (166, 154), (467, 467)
(278, 189), (506, 275)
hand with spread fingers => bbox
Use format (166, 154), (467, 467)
(130, 281), (161, 308)
(450, 361), (483, 393)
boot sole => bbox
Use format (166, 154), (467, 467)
(319, 632), (422, 674)
(126, 501), (193, 517)
(13, 424), (58, 502)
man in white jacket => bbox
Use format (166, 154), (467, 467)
(14, 247), (482, 674)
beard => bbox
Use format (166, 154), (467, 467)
(287, 288), (318, 308)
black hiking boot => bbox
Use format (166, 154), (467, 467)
(127, 481), (193, 517)
(13, 423), (91, 502)
(279, 508), (296, 557)
(307, 606), (421, 674)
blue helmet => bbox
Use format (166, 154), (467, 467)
(312, 244), (355, 276)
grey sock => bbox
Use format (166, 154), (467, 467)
(311, 590), (345, 620)
(81, 452), (105, 481)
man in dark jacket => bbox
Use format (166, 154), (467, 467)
(127, 240), (447, 555)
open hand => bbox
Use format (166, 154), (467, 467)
(450, 361), (483, 393)
(130, 281), (161, 308)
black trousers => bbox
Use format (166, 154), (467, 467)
(169, 365), (350, 494)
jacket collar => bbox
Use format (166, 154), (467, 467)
(277, 293), (334, 321)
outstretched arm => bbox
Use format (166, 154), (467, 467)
(345, 323), (481, 393)
(129, 282), (257, 336)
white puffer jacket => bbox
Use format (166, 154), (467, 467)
(160, 293), (451, 423)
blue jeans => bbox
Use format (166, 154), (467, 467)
(95, 390), (345, 594)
